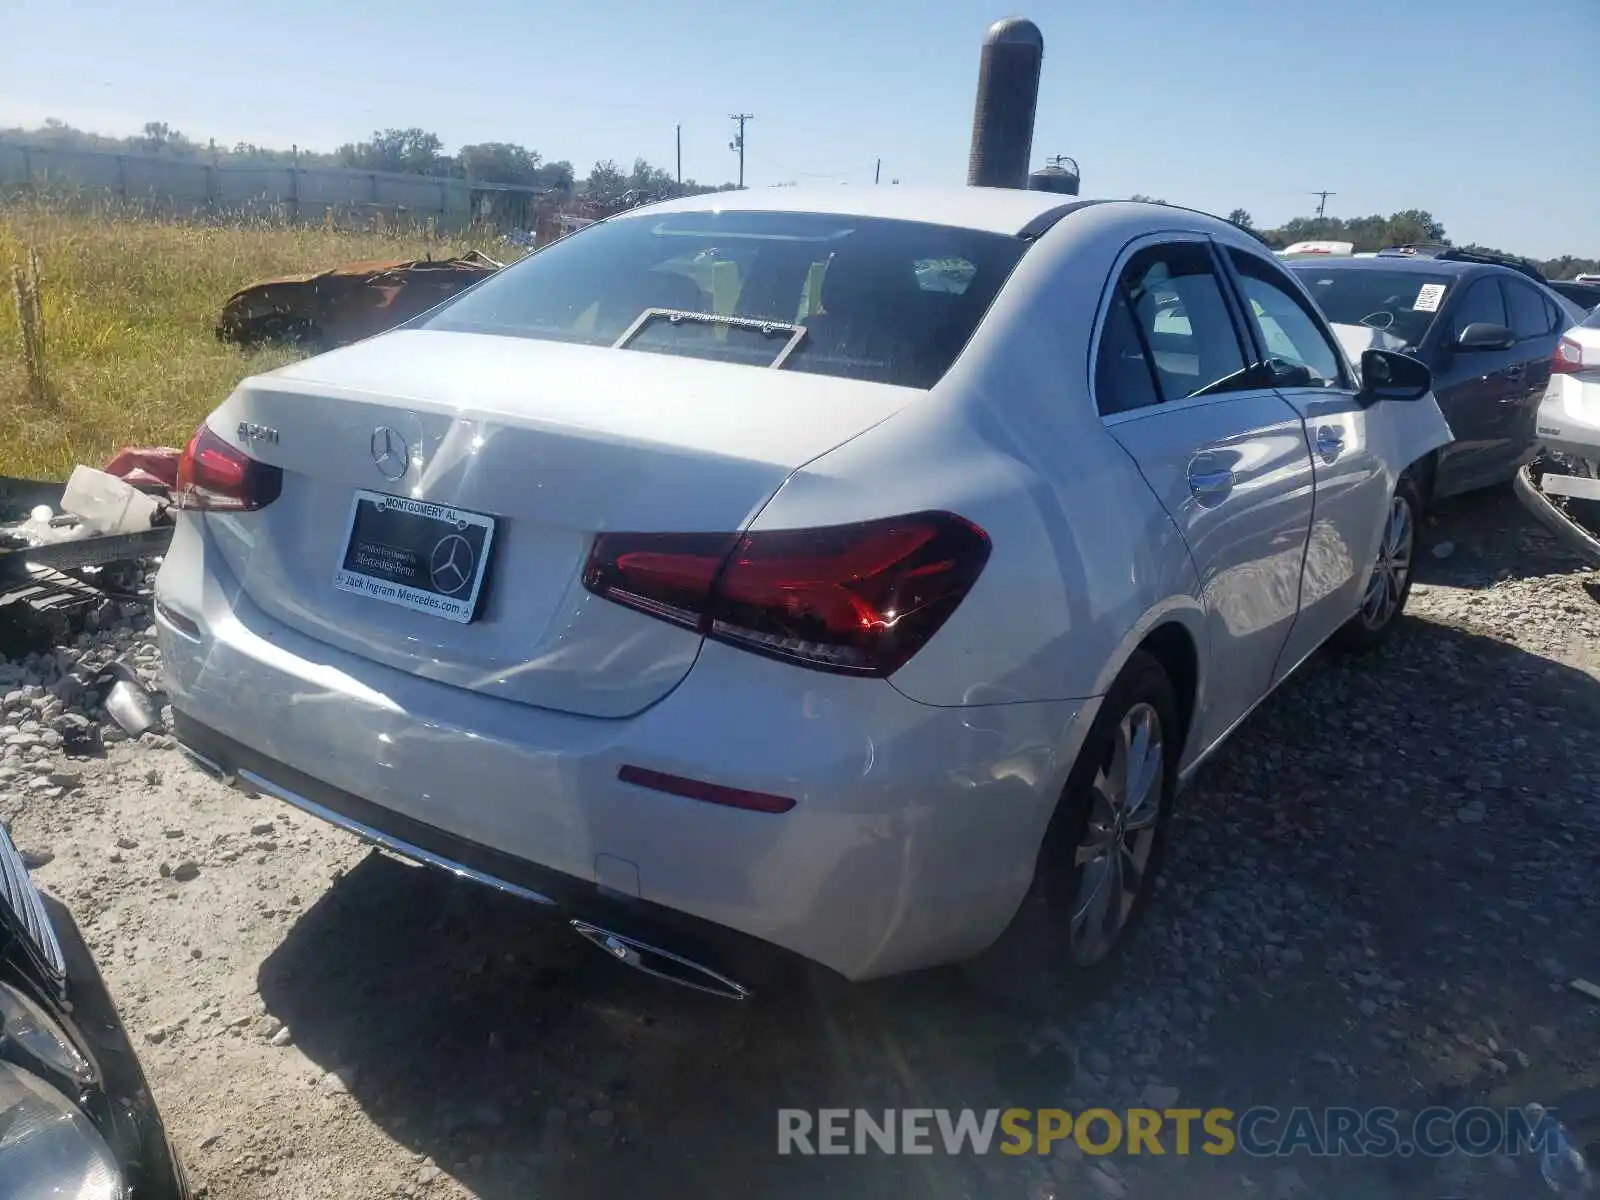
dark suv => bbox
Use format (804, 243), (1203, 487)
(1290, 255), (1583, 503)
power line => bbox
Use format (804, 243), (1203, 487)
(1311, 190), (1337, 218)
(728, 113), (753, 189)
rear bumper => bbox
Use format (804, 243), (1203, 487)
(155, 516), (1093, 982)
(173, 712), (806, 996)
(1537, 375), (1600, 461)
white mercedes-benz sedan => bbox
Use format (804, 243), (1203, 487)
(155, 189), (1451, 997)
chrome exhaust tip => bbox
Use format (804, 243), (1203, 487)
(570, 920), (752, 1001)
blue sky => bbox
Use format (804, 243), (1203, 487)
(3, 0), (1596, 257)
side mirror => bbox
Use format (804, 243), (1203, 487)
(1359, 349), (1432, 405)
(1455, 322), (1516, 352)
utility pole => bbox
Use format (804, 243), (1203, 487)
(728, 113), (752, 189)
(676, 124), (682, 184)
(875, 157), (882, 184)
(1312, 190), (1336, 218)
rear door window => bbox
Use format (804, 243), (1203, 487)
(1115, 242), (1249, 400)
(419, 210), (1029, 389)
(1094, 291), (1162, 415)
(1450, 277), (1509, 337)
(1503, 279), (1556, 341)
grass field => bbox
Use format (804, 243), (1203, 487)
(0, 201), (504, 479)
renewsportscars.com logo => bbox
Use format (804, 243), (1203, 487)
(777, 1106), (1570, 1159)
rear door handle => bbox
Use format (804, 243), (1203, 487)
(1187, 458), (1235, 501)
(1314, 425), (1345, 461)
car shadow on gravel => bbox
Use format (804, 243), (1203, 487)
(258, 851), (1079, 1200)
(255, 492), (1600, 1200)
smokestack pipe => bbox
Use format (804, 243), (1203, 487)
(967, 17), (1044, 190)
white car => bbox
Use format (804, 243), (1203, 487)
(1535, 307), (1600, 496)
(155, 190), (1451, 997)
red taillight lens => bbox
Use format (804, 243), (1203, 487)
(1553, 336), (1584, 375)
(583, 512), (991, 676)
(174, 424), (282, 512)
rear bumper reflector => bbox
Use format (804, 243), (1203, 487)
(617, 764), (795, 814)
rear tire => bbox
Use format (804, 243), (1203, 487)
(961, 650), (1179, 1008)
(1332, 475), (1420, 655)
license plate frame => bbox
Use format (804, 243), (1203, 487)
(332, 490), (496, 624)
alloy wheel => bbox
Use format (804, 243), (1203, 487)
(1360, 494), (1414, 629)
(1067, 702), (1165, 966)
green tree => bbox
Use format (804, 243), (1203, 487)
(458, 142), (542, 186)
(583, 159), (629, 205)
(1227, 208), (1255, 231)
(337, 128), (446, 174)
(534, 160), (575, 192)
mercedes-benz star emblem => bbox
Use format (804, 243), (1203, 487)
(429, 534), (474, 596)
(370, 426), (409, 481)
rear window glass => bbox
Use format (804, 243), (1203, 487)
(1582, 305), (1600, 330)
(1289, 267), (1453, 350)
(419, 210), (1028, 389)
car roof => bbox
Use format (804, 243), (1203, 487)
(609, 186), (1130, 238)
(1286, 255), (1492, 278)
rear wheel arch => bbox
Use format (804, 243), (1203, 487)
(1136, 621), (1199, 763)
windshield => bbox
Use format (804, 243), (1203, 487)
(1289, 267), (1453, 350)
(418, 209), (1028, 389)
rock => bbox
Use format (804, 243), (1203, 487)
(1141, 1083), (1180, 1109)
(19, 847), (53, 869)
(270, 1027), (294, 1048)
(1271, 1167), (1310, 1200)
(161, 827), (183, 838)
(260, 1016), (284, 1038)
(145, 1025), (169, 1045)
(159, 862), (172, 878)
(189, 947), (202, 960)
(170, 861), (200, 883)
(1086, 1166), (1128, 1198)
(321, 1067), (357, 1094)
(47, 768), (81, 789)
(1431, 540), (1455, 559)
(249, 821), (275, 836)
(588, 1108), (615, 1128)
(1532, 1025), (1557, 1046)
(116, 836), (139, 850)
(1456, 801), (1487, 824)
(417, 1163), (442, 1185)
(1538, 956), (1567, 981)
(199, 1130), (225, 1150)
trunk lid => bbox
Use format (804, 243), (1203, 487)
(203, 329), (918, 718)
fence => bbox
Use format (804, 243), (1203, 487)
(0, 142), (506, 230)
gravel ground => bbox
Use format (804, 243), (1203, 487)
(4, 486), (1598, 1200)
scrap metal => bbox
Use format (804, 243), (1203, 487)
(214, 250), (502, 350)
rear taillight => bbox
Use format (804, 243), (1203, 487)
(174, 424), (282, 511)
(1553, 337), (1584, 375)
(583, 512), (991, 676)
